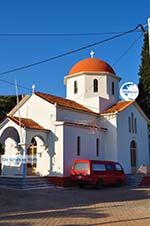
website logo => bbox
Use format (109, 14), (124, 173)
(120, 82), (139, 101)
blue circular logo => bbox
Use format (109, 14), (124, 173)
(120, 82), (139, 101)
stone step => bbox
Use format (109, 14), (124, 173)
(126, 174), (144, 186)
(126, 174), (150, 186)
(0, 176), (54, 189)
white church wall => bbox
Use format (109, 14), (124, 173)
(66, 74), (85, 101)
(100, 115), (118, 161)
(117, 105), (149, 173)
(107, 76), (119, 101)
(36, 145), (50, 176)
(56, 107), (96, 123)
(63, 125), (105, 176)
(100, 76), (119, 112)
(65, 74), (107, 113)
(84, 74), (107, 98)
(1, 137), (23, 176)
(49, 124), (64, 176)
(83, 97), (101, 113)
(14, 94), (56, 130)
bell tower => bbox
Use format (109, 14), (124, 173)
(64, 53), (121, 113)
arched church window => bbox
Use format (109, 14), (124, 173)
(134, 118), (137, 134)
(130, 140), (137, 167)
(74, 81), (78, 94)
(96, 138), (99, 156)
(131, 113), (134, 133)
(77, 136), (80, 156)
(112, 82), (115, 95)
(128, 117), (131, 133)
(93, 79), (98, 92)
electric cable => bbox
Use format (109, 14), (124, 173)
(0, 24), (146, 96)
(0, 32), (125, 37)
(112, 33), (143, 66)
(0, 25), (141, 77)
(0, 78), (31, 92)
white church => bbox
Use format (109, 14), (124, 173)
(0, 54), (149, 186)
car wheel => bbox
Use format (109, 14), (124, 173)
(78, 183), (85, 188)
(116, 180), (123, 187)
(96, 179), (103, 189)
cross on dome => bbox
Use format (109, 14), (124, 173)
(90, 51), (95, 58)
(32, 84), (35, 93)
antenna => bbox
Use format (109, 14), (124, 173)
(15, 80), (23, 143)
(15, 80), (26, 177)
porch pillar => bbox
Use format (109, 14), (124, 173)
(21, 144), (27, 177)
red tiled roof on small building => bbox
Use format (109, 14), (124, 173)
(8, 116), (49, 131)
(35, 91), (95, 114)
(101, 101), (134, 114)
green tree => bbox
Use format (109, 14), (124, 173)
(137, 32), (150, 119)
(0, 95), (22, 121)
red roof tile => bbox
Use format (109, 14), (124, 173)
(8, 116), (49, 131)
(35, 91), (95, 114)
(69, 58), (115, 75)
(102, 101), (134, 114)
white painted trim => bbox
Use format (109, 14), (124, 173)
(64, 71), (121, 84)
(8, 95), (30, 116)
(133, 102), (149, 122)
(54, 120), (107, 131)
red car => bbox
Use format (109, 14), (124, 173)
(71, 159), (126, 188)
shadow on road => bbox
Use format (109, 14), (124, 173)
(0, 186), (149, 225)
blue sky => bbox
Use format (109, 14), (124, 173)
(0, 0), (149, 97)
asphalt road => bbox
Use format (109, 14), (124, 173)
(0, 185), (149, 226)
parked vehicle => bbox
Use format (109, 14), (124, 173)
(71, 159), (126, 188)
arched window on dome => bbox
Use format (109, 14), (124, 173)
(112, 82), (115, 95)
(93, 79), (98, 92)
(74, 81), (78, 94)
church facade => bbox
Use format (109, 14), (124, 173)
(0, 56), (149, 186)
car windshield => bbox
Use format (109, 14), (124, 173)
(74, 162), (88, 171)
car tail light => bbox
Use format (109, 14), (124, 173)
(86, 170), (90, 175)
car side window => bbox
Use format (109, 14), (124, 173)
(92, 163), (106, 172)
(115, 164), (123, 171)
(106, 164), (114, 171)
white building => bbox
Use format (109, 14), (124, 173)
(0, 56), (149, 186)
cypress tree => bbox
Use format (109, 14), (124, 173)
(137, 32), (150, 119)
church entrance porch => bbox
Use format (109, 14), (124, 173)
(27, 138), (37, 176)
(25, 134), (50, 177)
(0, 123), (50, 177)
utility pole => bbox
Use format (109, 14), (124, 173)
(148, 17), (150, 56)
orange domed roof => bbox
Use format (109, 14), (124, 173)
(69, 58), (115, 75)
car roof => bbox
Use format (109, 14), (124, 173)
(74, 159), (119, 164)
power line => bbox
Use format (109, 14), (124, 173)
(0, 32), (125, 37)
(0, 26), (140, 77)
(0, 27), (146, 37)
(0, 78), (31, 92)
(112, 33), (143, 66)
